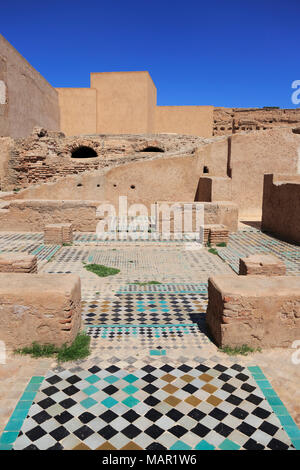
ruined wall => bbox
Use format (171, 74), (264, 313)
(155, 106), (213, 137)
(194, 137), (228, 176)
(0, 198), (238, 233)
(213, 107), (300, 136)
(262, 174), (300, 244)
(228, 128), (300, 217)
(0, 273), (81, 348)
(0, 200), (101, 231)
(0, 35), (60, 138)
(206, 275), (300, 349)
(2, 128), (300, 218)
(104, 155), (202, 209)
(0, 132), (205, 191)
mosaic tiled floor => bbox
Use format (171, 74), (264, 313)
(2, 362), (299, 450)
(218, 231), (300, 275)
(87, 325), (210, 352)
(0, 230), (299, 451)
(82, 293), (208, 326)
(0, 233), (60, 267)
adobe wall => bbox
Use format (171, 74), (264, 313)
(56, 88), (97, 136)
(7, 153), (204, 208)
(57, 72), (213, 137)
(194, 137), (228, 176)
(104, 154), (202, 209)
(0, 273), (81, 348)
(1, 128), (299, 219)
(0, 198), (238, 233)
(261, 174), (300, 244)
(91, 71), (157, 134)
(206, 275), (300, 349)
(195, 176), (232, 202)
(155, 106), (213, 137)
(229, 128), (300, 217)
(0, 34), (60, 138)
(0, 200), (102, 231)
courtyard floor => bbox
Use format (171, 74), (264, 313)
(0, 228), (299, 450)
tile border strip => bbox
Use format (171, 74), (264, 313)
(1, 368), (299, 450)
(0, 376), (45, 451)
(248, 366), (300, 450)
(85, 323), (197, 328)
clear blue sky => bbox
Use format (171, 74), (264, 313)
(1, 0), (300, 108)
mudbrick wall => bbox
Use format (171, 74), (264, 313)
(1, 127), (299, 218)
(262, 174), (300, 244)
(213, 107), (300, 136)
(206, 275), (300, 349)
(0, 128), (205, 191)
(0, 273), (81, 348)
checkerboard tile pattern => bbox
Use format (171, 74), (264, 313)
(87, 324), (210, 352)
(218, 231), (300, 275)
(82, 293), (208, 326)
(117, 283), (208, 293)
(9, 363), (297, 450)
(1, 230), (299, 451)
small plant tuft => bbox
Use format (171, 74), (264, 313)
(15, 343), (59, 358)
(220, 344), (262, 356)
(83, 263), (120, 277)
(57, 333), (91, 362)
(63, 242), (73, 246)
(208, 247), (218, 255)
(130, 281), (162, 286)
(15, 332), (90, 362)
(216, 242), (227, 247)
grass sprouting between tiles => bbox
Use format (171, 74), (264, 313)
(14, 332), (91, 362)
(216, 242), (227, 247)
(208, 247), (219, 255)
(83, 263), (120, 277)
(220, 344), (262, 356)
(130, 281), (162, 286)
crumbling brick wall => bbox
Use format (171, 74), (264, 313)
(213, 108), (300, 136)
(1, 130), (205, 191)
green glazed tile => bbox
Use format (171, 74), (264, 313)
(0, 432), (19, 444)
(80, 397), (97, 409)
(219, 439), (240, 450)
(195, 440), (215, 450)
(170, 440), (191, 450)
(122, 396), (139, 408)
(4, 419), (24, 432)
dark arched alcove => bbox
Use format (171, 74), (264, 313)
(71, 146), (98, 158)
(140, 146), (164, 152)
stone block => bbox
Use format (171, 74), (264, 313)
(239, 254), (286, 276)
(44, 223), (73, 244)
(0, 273), (81, 349)
(207, 224), (229, 245)
(0, 253), (37, 273)
(206, 275), (300, 348)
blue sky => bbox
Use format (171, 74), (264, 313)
(1, 0), (299, 108)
